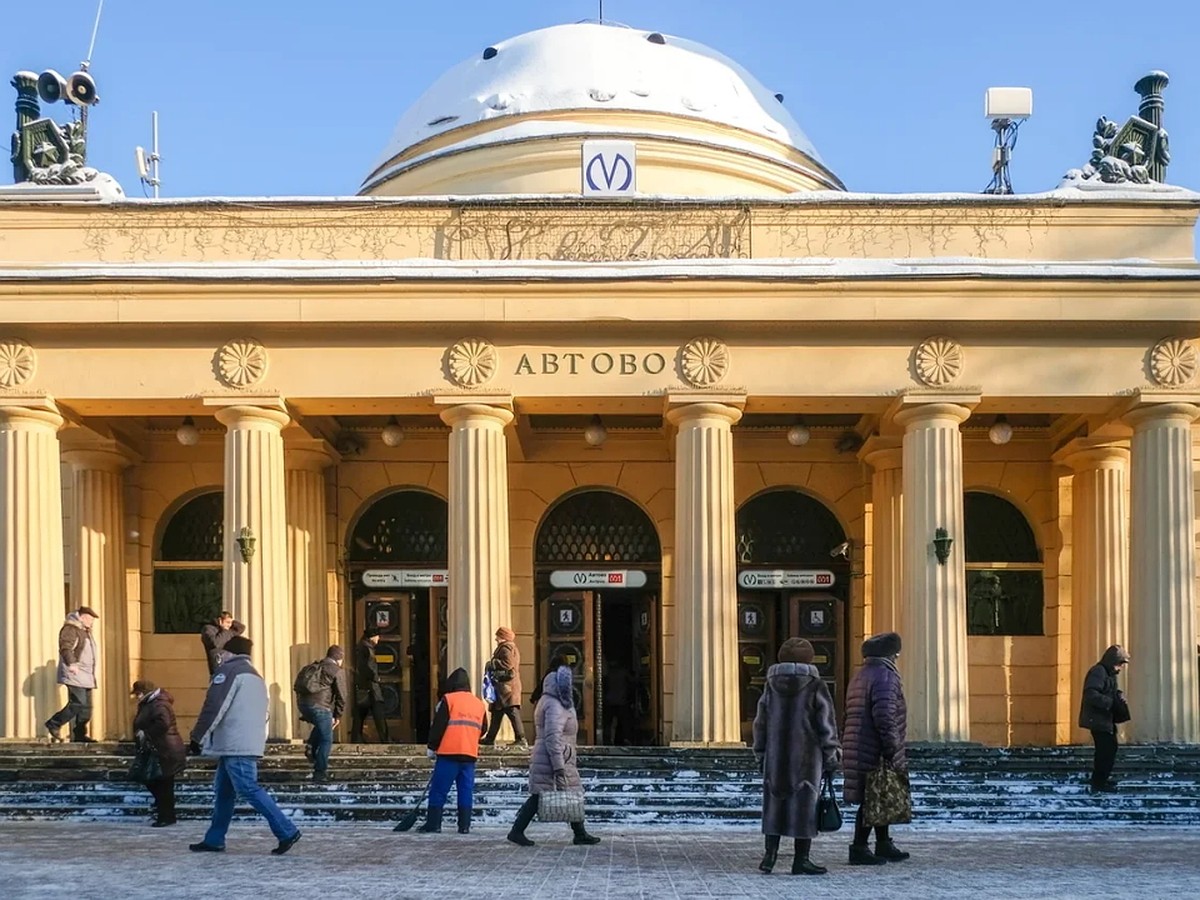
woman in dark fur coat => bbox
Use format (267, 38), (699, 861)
(752, 637), (841, 876)
(841, 631), (910, 865)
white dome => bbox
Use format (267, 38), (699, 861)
(362, 22), (837, 193)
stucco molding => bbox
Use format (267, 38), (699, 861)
(1149, 337), (1198, 387)
(679, 337), (729, 387)
(0, 339), (36, 389)
(913, 336), (964, 387)
(446, 338), (498, 388)
(215, 338), (269, 389)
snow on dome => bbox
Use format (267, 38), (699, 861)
(363, 22), (830, 188)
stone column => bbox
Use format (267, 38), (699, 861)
(863, 441), (903, 636)
(439, 403), (513, 683)
(62, 446), (133, 740)
(286, 443), (334, 721)
(666, 400), (743, 745)
(0, 402), (65, 739)
(1125, 401), (1199, 743)
(215, 404), (292, 739)
(894, 400), (973, 743)
(1057, 439), (1130, 740)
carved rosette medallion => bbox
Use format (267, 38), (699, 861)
(217, 339), (269, 389)
(448, 338), (498, 388)
(0, 339), (37, 388)
(1149, 337), (1198, 387)
(914, 336), (964, 387)
(680, 337), (729, 387)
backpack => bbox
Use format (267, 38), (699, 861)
(294, 660), (325, 697)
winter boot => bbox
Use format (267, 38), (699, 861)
(849, 843), (888, 866)
(506, 795), (538, 846)
(418, 807), (444, 833)
(571, 821), (600, 845)
(791, 839), (827, 875)
(457, 808), (472, 834)
(759, 834), (780, 874)
(875, 838), (910, 862)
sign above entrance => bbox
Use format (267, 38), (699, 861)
(582, 140), (636, 196)
(549, 569), (648, 589)
(362, 569), (449, 589)
(738, 570), (836, 590)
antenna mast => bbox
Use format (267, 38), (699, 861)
(136, 112), (162, 198)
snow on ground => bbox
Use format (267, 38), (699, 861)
(1, 820), (1197, 899)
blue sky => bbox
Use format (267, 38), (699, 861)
(4, 0), (1199, 197)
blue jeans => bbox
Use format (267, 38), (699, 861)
(301, 706), (333, 774)
(202, 756), (298, 847)
(428, 757), (476, 810)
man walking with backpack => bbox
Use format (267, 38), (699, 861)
(295, 646), (348, 782)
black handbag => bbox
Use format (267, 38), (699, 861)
(817, 773), (843, 832)
(128, 745), (163, 784)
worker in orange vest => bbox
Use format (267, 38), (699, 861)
(419, 667), (488, 834)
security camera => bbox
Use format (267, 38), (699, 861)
(829, 541), (851, 560)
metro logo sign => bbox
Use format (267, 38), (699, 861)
(737, 570), (837, 590)
(549, 569), (648, 589)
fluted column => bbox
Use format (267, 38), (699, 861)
(1057, 439), (1130, 741)
(62, 447), (132, 740)
(666, 400), (743, 745)
(215, 404), (292, 739)
(439, 403), (513, 683)
(863, 441), (903, 636)
(895, 401), (972, 742)
(0, 402), (65, 739)
(286, 443), (335, 724)
(1125, 401), (1199, 743)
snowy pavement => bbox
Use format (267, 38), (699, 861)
(1, 820), (1198, 899)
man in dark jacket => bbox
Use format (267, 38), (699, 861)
(415, 667), (488, 834)
(200, 611), (246, 676)
(1079, 644), (1131, 792)
(296, 646), (348, 782)
(46, 607), (100, 743)
(352, 629), (389, 743)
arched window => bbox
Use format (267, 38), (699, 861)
(964, 491), (1043, 636)
(348, 490), (449, 564)
(153, 491), (224, 633)
(536, 491), (660, 565)
(736, 489), (846, 565)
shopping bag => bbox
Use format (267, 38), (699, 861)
(862, 761), (912, 826)
(537, 789), (585, 823)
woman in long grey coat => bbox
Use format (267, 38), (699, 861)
(752, 638), (841, 875)
(506, 666), (600, 847)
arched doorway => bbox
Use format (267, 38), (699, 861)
(535, 489), (663, 746)
(735, 489), (850, 740)
(346, 489), (449, 743)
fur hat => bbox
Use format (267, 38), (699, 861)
(862, 631), (902, 659)
(778, 637), (815, 664)
(224, 635), (253, 656)
(495, 626), (516, 642)
(326, 645), (345, 662)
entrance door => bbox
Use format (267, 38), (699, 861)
(541, 591), (594, 739)
(596, 592), (659, 746)
(356, 592), (414, 741)
(785, 592), (846, 720)
(737, 592), (780, 744)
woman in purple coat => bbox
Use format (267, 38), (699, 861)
(841, 632), (910, 865)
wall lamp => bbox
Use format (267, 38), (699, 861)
(176, 416), (199, 446)
(584, 414), (608, 447)
(235, 526), (257, 563)
(933, 527), (953, 565)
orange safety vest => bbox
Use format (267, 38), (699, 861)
(437, 691), (486, 757)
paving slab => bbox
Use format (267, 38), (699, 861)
(1, 820), (1197, 899)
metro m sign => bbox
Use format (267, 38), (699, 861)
(582, 140), (636, 196)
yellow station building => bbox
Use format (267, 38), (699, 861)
(1, 22), (1198, 749)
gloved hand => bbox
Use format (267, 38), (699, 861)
(426, 748), (437, 760)
(553, 771), (568, 790)
(187, 740), (201, 756)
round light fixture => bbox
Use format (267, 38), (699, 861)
(988, 415), (1013, 446)
(787, 422), (811, 447)
(584, 415), (607, 447)
(381, 417), (405, 447)
(176, 416), (199, 446)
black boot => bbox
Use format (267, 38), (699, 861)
(418, 807), (444, 833)
(759, 834), (780, 874)
(849, 843), (887, 866)
(875, 838), (910, 862)
(507, 795), (538, 846)
(792, 838), (827, 875)
(457, 808), (471, 834)
(571, 821), (600, 845)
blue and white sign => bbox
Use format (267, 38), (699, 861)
(582, 140), (636, 196)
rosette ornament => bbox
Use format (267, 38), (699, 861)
(0, 339), (36, 388)
(217, 339), (269, 389)
(1149, 338), (1198, 387)
(447, 338), (498, 388)
(914, 337), (964, 387)
(680, 337), (729, 387)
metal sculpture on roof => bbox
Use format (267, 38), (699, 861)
(9, 67), (101, 185)
(1065, 71), (1171, 185)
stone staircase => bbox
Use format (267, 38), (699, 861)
(1, 742), (1198, 826)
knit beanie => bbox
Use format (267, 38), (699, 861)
(225, 635), (253, 656)
(862, 632), (902, 659)
(778, 637), (815, 664)
(496, 626), (516, 642)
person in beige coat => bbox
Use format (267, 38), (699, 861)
(481, 626), (527, 747)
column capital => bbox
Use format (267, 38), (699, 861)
(0, 397), (63, 432)
(214, 404), (291, 432)
(438, 402), (514, 428)
(893, 401), (974, 430)
(665, 400), (744, 428)
(859, 436), (903, 469)
(284, 435), (339, 472)
(61, 446), (135, 472)
(1122, 399), (1200, 429)
(1053, 437), (1131, 471)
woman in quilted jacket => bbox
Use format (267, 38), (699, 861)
(841, 631), (910, 866)
(505, 664), (600, 847)
(130, 679), (187, 827)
